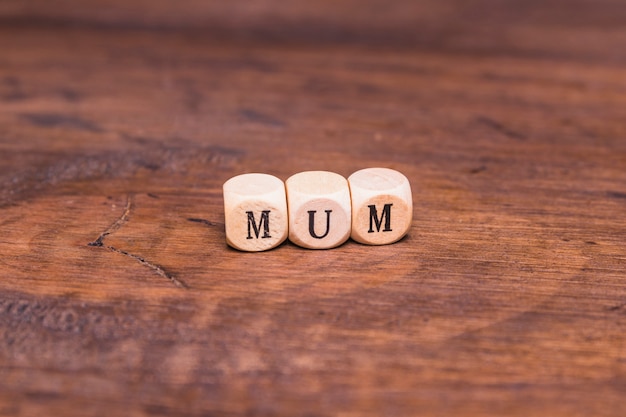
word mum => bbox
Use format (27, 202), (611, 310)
(223, 168), (412, 252)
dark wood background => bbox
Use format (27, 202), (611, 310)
(1, 0), (625, 415)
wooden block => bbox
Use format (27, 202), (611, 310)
(223, 173), (288, 252)
(348, 167), (413, 245)
(286, 171), (352, 249)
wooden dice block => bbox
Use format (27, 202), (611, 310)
(286, 171), (351, 249)
(223, 173), (288, 252)
(348, 167), (412, 245)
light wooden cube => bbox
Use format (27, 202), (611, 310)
(348, 167), (412, 245)
(223, 173), (288, 252)
(286, 171), (351, 249)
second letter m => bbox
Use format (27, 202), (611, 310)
(368, 203), (393, 233)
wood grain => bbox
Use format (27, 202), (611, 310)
(1, 1), (625, 415)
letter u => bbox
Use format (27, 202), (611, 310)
(307, 210), (332, 239)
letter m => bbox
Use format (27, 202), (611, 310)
(368, 204), (392, 233)
(246, 210), (271, 239)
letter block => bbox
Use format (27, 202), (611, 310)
(223, 173), (288, 252)
(348, 167), (412, 245)
(286, 171), (351, 249)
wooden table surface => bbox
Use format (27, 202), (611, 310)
(1, 1), (625, 415)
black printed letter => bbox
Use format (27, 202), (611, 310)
(308, 210), (332, 239)
(368, 204), (392, 233)
(247, 210), (271, 239)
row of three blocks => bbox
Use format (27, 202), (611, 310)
(223, 168), (413, 251)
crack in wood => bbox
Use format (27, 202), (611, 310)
(105, 245), (188, 289)
(88, 194), (188, 289)
(187, 217), (217, 227)
(88, 195), (133, 248)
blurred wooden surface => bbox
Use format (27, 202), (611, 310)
(1, 1), (626, 415)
